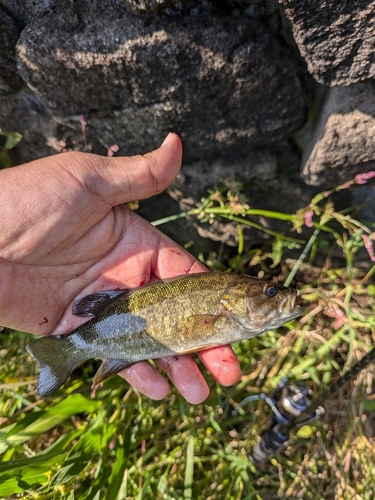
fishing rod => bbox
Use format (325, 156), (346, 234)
(233, 343), (375, 464)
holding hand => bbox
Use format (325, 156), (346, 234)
(0, 134), (241, 403)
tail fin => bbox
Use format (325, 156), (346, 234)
(27, 336), (76, 397)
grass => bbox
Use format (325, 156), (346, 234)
(0, 172), (375, 499)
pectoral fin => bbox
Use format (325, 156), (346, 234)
(171, 314), (228, 352)
(92, 359), (132, 387)
(72, 290), (126, 317)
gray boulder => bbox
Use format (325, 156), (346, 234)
(301, 84), (375, 187)
(0, 6), (22, 94)
(16, 1), (306, 162)
(279, 0), (375, 86)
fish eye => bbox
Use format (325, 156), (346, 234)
(264, 284), (278, 297)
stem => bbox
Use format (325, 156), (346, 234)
(360, 264), (375, 284)
(217, 213), (303, 243)
(205, 207), (296, 222)
(284, 228), (320, 287)
(151, 208), (199, 227)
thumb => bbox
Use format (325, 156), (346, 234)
(82, 133), (182, 206)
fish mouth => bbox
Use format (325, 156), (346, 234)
(280, 292), (306, 319)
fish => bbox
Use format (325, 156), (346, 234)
(27, 272), (305, 397)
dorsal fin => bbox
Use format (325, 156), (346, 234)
(72, 289), (127, 317)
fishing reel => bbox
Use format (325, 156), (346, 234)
(231, 345), (375, 464)
(233, 378), (324, 464)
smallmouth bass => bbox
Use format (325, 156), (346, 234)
(27, 272), (305, 397)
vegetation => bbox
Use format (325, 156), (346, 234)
(0, 159), (375, 499)
(0, 130), (22, 168)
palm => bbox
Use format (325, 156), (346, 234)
(0, 135), (242, 403)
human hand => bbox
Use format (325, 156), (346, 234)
(0, 133), (241, 403)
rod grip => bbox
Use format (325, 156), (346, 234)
(249, 424), (288, 464)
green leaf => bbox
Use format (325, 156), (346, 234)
(2, 411), (45, 439)
(0, 453), (67, 496)
(0, 131), (22, 150)
(0, 394), (101, 453)
(0, 450), (67, 475)
(0, 429), (82, 493)
(38, 428), (84, 457)
(50, 421), (115, 486)
(106, 427), (132, 500)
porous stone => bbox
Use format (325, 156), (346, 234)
(0, 1), (54, 26)
(0, 89), (62, 162)
(279, 0), (375, 86)
(120, 0), (179, 13)
(0, 6), (22, 94)
(16, 0), (306, 162)
(300, 84), (375, 188)
(351, 184), (375, 224)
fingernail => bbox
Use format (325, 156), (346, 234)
(160, 132), (173, 147)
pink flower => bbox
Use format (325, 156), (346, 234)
(304, 210), (314, 228)
(107, 144), (120, 157)
(326, 305), (346, 330)
(355, 171), (375, 185)
(362, 234), (375, 262)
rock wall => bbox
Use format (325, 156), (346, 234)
(1, 0), (374, 249)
